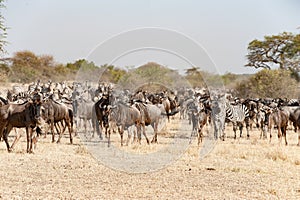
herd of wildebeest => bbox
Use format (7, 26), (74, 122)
(0, 80), (299, 153)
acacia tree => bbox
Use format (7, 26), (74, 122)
(245, 32), (300, 75)
(0, 0), (7, 55)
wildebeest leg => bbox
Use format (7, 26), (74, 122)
(88, 120), (93, 135)
(56, 120), (67, 142)
(11, 127), (23, 151)
(166, 111), (170, 122)
(245, 118), (250, 139)
(107, 128), (111, 147)
(67, 119), (73, 144)
(238, 122), (243, 138)
(57, 119), (73, 144)
(277, 126), (282, 145)
(2, 124), (13, 152)
(136, 124), (142, 144)
(188, 112), (191, 125)
(56, 122), (62, 143)
(151, 122), (158, 144)
(281, 126), (288, 146)
(83, 117), (87, 135)
(126, 127), (132, 146)
(50, 120), (55, 143)
(132, 127), (137, 143)
(262, 124), (267, 139)
(268, 119), (274, 144)
(297, 122), (300, 146)
(43, 123), (50, 138)
(141, 124), (149, 144)
(151, 126), (158, 144)
(118, 126), (124, 146)
(233, 122), (237, 139)
(55, 123), (61, 135)
(26, 127), (34, 153)
(94, 119), (103, 140)
(198, 128), (203, 145)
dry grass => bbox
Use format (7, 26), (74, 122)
(75, 145), (90, 155)
(0, 114), (300, 199)
(265, 148), (288, 161)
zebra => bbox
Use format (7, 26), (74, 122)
(209, 93), (226, 140)
(287, 99), (299, 106)
(225, 101), (250, 139)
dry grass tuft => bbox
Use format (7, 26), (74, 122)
(294, 159), (300, 166)
(265, 149), (288, 161)
(75, 145), (89, 155)
(239, 153), (247, 160)
(231, 167), (241, 173)
(251, 138), (258, 145)
(14, 150), (26, 154)
(268, 188), (277, 196)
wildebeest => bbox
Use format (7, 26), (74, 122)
(0, 94), (42, 153)
(256, 108), (267, 139)
(76, 98), (94, 135)
(110, 101), (142, 146)
(280, 106), (300, 145)
(161, 97), (179, 121)
(264, 107), (289, 145)
(92, 95), (111, 140)
(41, 97), (73, 144)
(133, 101), (163, 143)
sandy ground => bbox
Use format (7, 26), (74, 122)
(0, 114), (300, 200)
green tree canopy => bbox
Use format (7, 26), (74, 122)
(245, 32), (300, 74)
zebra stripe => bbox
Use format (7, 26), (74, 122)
(225, 102), (250, 139)
(287, 99), (299, 106)
(226, 103), (249, 123)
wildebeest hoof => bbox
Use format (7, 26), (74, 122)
(151, 139), (157, 143)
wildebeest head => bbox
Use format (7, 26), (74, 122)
(28, 93), (43, 124)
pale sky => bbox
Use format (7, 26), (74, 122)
(3, 0), (300, 74)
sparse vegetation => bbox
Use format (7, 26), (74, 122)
(265, 148), (288, 161)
